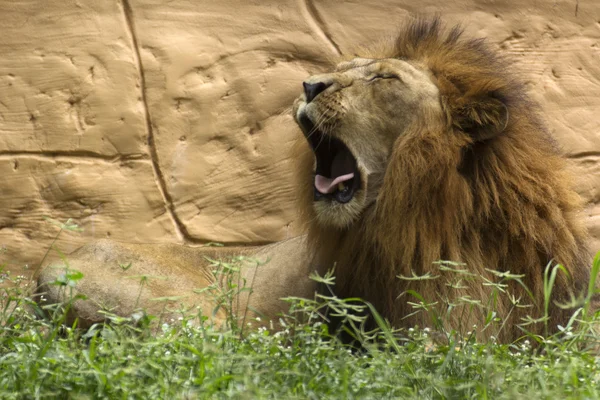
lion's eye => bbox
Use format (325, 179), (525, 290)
(367, 74), (399, 82)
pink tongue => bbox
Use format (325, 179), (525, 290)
(315, 173), (355, 194)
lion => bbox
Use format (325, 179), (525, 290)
(36, 236), (316, 330)
(292, 18), (593, 342)
(37, 18), (593, 342)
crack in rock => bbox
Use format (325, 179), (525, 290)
(119, 0), (190, 243)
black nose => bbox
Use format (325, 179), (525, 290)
(303, 81), (331, 103)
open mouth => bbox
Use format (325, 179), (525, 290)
(299, 115), (360, 204)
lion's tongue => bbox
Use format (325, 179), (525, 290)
(314, 150), (355, 195)
(315, 173), (355, 194)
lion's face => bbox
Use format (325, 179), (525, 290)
(293, 58), (441, 228)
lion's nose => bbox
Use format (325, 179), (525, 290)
(303, 81), (331, 103)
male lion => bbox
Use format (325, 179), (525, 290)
(292, 18), (593, 342)
(38, 18), (593, 342)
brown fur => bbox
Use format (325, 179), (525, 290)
(294, 18), (592, 342)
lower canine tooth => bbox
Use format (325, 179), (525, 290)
(338, 183), (345, 191)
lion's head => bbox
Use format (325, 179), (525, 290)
(293, 57), (443, 228)
(292, 18), (592, 341)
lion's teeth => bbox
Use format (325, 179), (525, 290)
(338, 183), (345, 191)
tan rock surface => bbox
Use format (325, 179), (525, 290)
(1, 1), (599, 281)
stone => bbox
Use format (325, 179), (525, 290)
(0, 0), (598, 282)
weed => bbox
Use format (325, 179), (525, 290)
(1, 219), (600, 398)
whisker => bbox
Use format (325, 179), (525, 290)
(314, 115), (337, 150)
(306, 113), (330, 144)
(314, 112), (335, 134)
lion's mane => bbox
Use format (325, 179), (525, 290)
(295, 18), (591, 341)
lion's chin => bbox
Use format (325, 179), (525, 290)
(313, 197), (365, 229)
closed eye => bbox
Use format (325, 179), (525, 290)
(367, 74), (401, 82)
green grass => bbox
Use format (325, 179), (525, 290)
(2, 221), (600, 399)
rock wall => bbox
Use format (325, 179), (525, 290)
(1, 0), (599, 279)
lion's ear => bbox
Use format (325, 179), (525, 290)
(453, 97), (509, 141)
